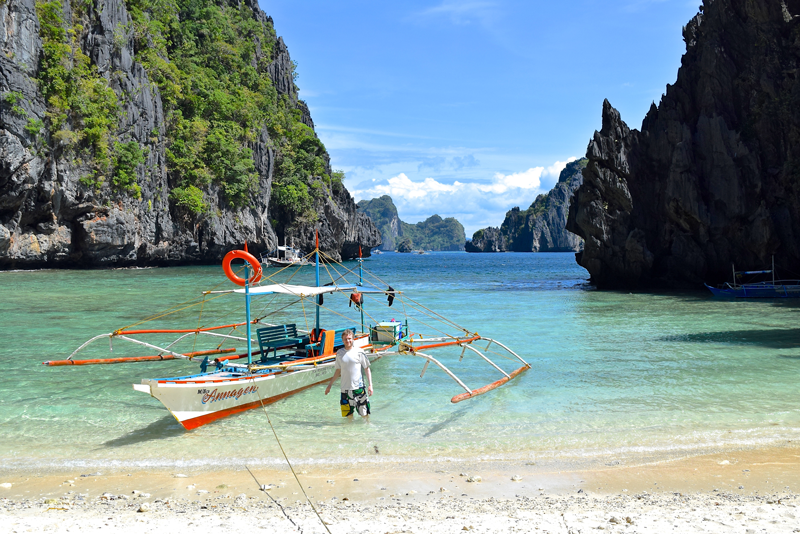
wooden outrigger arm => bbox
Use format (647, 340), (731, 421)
(398, 335), (531, 403)
(47, 318), (301, 366)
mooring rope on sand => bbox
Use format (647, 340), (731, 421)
(247, 375), (333, 534)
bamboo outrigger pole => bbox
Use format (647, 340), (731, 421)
(42, 348), (237, 366)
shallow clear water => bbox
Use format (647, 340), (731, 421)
(1, 252), (799, 471)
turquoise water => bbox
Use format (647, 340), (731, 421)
(1, 252), (799, 471)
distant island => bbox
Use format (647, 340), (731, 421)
(357, 196), (465, 251)
(466, 159), (586, 252)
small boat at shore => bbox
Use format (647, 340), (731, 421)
(47, 235), (530, 429)
(705, 258), (800, 298)
(261, 243), (315, 267)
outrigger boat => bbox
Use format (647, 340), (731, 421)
(45, 235), (530, 430)
(705, 257), (800, 298)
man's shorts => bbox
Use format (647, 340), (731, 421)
(340, 388), (370, 417)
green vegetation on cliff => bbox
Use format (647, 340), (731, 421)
(36, 0), (122, 189)
(358, 195), (465, 251)
(400, 216), (464, 251)
(33, 0), (330, 216)
(127, 0), (327, 215)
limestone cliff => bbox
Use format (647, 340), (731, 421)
(0, 0), (379, 269)
(465, 159), (585, 252)
(567, 0), (800, 288)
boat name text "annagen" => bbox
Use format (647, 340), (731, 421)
(201, 385), (259, 404)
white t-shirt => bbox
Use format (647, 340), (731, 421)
(334, 347), (370, 392)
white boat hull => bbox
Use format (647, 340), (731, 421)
(135, 343), (382, 430)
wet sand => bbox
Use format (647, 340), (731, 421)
(3, 445), (800, 532)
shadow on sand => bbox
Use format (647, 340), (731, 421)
(423, 405), (470, 437)
(101, 416), (185, 448)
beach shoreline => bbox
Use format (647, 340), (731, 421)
(3, 445), (799, 532)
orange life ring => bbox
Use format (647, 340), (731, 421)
(222, 249), (262, 286)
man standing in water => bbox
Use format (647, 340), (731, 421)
(324, 329), (373, 417)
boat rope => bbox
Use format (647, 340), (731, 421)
(396, 294), (472, 336)
(243, 465), (303, 534)
(308, 251), (468, 341)
(190, 291), (209, 357)
(116, 291), (230, 332)
(249, 375), (333, 534)
(316, 249), (472, 335)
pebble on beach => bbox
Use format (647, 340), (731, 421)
(2, 485), (797, 533)
(0, 483), (12, 489)
(466, 476), (482, 483)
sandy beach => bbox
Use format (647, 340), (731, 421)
(3, 445), (799, 533)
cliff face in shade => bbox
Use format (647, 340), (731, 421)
(567, 0), (800, 288)
(0, 0), (379, 268)
(465, 159), (585, 253)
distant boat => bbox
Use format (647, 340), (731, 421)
(705, 258), (800, 298)
(262, 244), (315, 267)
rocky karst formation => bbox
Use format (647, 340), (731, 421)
(0, 0), (378, 269)
(358, 195), (465, 251)
(567, 0), (800, 288)
(466, 159), (585, 252)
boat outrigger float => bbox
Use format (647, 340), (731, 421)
(46, 235), (530, 430)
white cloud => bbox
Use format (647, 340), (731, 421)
(416, 1), (497, 26)
(366, 173), (460, 200)
(546, 157), (577, 178)
(479, 167), (544, 194)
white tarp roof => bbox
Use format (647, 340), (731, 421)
(233, 283), (357, 297)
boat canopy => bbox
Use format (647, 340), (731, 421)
(232, 283), (357, 297)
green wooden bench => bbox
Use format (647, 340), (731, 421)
(257, 324), (307, 361)
(305, 326), (358, 356)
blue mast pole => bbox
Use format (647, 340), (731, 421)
(359, 245), (364, 333)
(315, 231), (320, 336)
(245, 264), (252, 367)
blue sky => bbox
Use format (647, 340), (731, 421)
(260, 0), (701, 236)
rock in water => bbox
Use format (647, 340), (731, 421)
(567, 1), (800, 288)
(465, 227), (506, 252)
